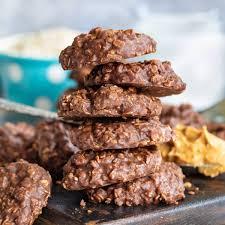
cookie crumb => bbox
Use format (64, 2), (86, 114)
(87, 209), (92, 214)
(184, 182), (192, 189)
(80, 199), (86, 208)
(188, 191), (195, 195)
(56, 180), (62, 185)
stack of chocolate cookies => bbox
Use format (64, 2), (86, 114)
(58, 27), (186, 206)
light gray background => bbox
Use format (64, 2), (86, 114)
(1, 0), (225, 35)
(0, 0), (225, 109)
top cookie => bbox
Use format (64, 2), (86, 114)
(59, 27), (157, 70)
(84, 60), (186, 96)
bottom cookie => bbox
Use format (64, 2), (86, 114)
(87, 162), (185, 206)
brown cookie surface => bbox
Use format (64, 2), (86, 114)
(59, 27), (156, 70)
(0, 160), (52, 225)
(160, 104), (205, 128)
(68, 119), (174, 151)
(87, 162), (185, 206)
(84, 60), (186, 96)
(0, 122), (37, 163)
(62, 147), (162, 190)
(33, 120), (79, 176)
(206, 122), (225, 141)
(58, 85), (162, 120)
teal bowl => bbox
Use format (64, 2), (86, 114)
(0, 50), (76, 112)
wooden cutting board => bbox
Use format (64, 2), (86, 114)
(36, 173), (225, 225)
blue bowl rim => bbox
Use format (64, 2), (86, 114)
(0, 53), (58, 65)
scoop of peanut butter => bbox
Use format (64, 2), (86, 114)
(158, 124), (225, 177)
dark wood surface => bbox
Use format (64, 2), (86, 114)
(35, 172), (225, 225)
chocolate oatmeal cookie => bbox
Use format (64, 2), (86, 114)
(0, 122), (37, 163)
(161, 104), (225, 140)
(68, 119), (174, 151)
(59, 27), (157, 70)
(87, 162), (185, 206)
(84, 60), (186, 96)
(207, 122), (225, 140)
(0, 160), (52, 225)
(160, 104), (205, 128)
(58, 85), (162, 120)
(62, 147), (162, 190)
(33, 120), (79, 175)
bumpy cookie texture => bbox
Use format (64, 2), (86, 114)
(58, 85), (162, 119)
(0, 160), (52, 225)
(0, 122), (37, 163)
(160, 104), (225, 140)
(160, 104), (205, 128)
(87, 162), (185, 206)
(62, 147), (162, 190)
(84, 60), (186, 96)
(207, 122), (225, 141)
(33, 120), (79, 176)
(68, 119), (174, 151)
(59, 27), (157, 70)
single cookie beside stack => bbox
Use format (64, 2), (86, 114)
(58, 27), (186, 206)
